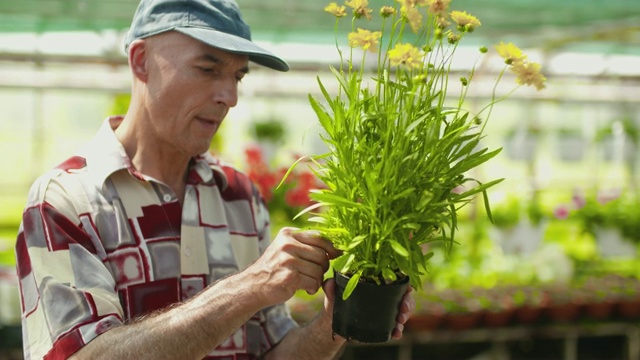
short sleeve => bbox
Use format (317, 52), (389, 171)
(15, 174), (124, 360)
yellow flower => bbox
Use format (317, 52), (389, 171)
(380, 6), (396, 18)
(495, 41), (526, 65)
(427, 0), (450, 15)
(345, 0), (368, 8)
(401, 5), (423, 33)
(345, 0), (373, 19)
(450, 11), (481, 32)
(447, 32), (460, 44)
(324, 2), (347, 17)
(511, 61), (547, 91)
(348, 28), (382, 52)
(388, 43), (424, 69)
(436, 15), (450, 29)
(397, 0), (428, 7)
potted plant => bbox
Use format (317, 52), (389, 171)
(596, 116), (639, 163)
(406, 284), (447, 331)
(512, 286), (548, 325)
(610, 275), (640, 319)
(478, 286), (516, 328)
(249, 119), (286, 163)
(543, 282), (583, 323)
(439, 288), (484, 331)
(570, 189), (640, 258)
(578, 276), (617, 320)
(490, 194), (546, 255)
(286, 0), (545, 342)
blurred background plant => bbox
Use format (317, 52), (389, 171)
(244, 144), (323, 231)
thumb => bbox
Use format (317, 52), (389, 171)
(323, 278), (336, 302)
(322, 278), (337, 313)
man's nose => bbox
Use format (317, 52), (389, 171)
(213, 77), (239, 108)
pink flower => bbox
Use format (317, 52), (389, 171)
(553, 205), (570, 220)
(571, 192), (586, 209)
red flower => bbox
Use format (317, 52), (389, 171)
(244, 145), (322, 212)
(285, 187), (312, 208)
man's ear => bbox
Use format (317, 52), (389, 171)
(128, 39), (148, 83)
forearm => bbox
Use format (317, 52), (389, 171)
(70, 274), (264, 360)
(264, 312), (346, 360)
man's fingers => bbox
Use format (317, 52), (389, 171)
(291, 229), (342, 259)
(391, 324), (404, 340)
(269, 228), (343, 297)
(295, 259), (328, 293)
(396, 287), (414, 322)
(399, 287), (415, 313)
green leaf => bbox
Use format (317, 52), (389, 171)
(310, 191), (363, 208)
(382, 268), (398, 283)
(449, 147), (502, 175)
(392, 187), (416, 201)
(404, 118), (423, 135)
(316, 76), (333, 105)
(453, 178), (504, 200)
(292, 202), (324, 220)
(309, 94), (334, 134)
(347, 235), (365, 250)
(388, 240), (409, 257)
(276, 155), (310, 190)
(331, 254), (345, 269)
(306, 216), (327, 224)
(342, 270), (362, 300)
(340, 253), (356, 272)
(330, 67), (352, 102)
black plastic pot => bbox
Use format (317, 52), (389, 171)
(332, 271), (409, 343)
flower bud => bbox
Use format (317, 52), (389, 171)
(380, 6), (396, 18)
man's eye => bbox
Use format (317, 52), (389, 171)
(199, 67), (215, 73)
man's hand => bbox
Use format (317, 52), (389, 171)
(246, 227), (341, 307)
(391, 286), (415, 339)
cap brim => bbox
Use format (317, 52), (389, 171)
(175, 27), (289, 72)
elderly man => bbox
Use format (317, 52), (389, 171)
(15, 0), (414, 359)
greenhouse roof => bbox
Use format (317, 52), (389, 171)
(0, 0), (639, 54)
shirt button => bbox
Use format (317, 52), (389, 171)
(163, 194), (172, 202)
(184, 246), (191, 257)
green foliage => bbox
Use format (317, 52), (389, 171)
(291, 0), (539, 299)
(307, 66), (504, 296)
(575, 191), (640, 243)
(595, 116), (640, 144)
(491, 196), (521, 229)
(250, 120), (286, 144)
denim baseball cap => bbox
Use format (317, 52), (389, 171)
(124, 0), (289, 72)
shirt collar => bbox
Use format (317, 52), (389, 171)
(80, 116), (228, 190)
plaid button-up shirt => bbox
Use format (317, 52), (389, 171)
(15, 116), (297, 360)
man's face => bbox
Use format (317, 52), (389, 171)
(142, 31), (249, 156)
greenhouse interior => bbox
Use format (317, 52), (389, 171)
(1, 0), (640, 359)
